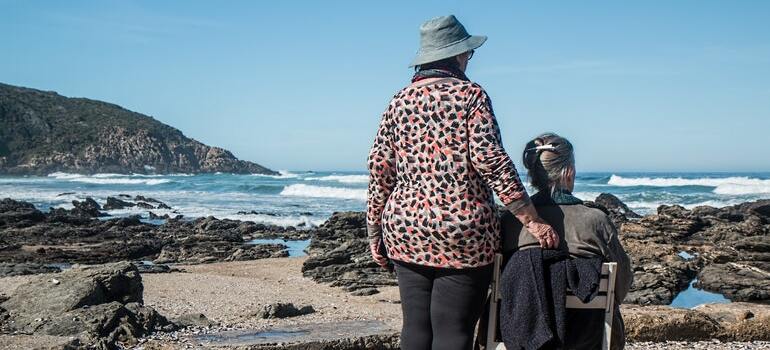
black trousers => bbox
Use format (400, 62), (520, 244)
(394, 260), (493, 350)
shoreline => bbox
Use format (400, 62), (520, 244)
(1, 195), (769, 348)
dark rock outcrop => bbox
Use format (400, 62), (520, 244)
(103, 196), (135, 210)
(0, 262), (60, 277)
(592, 192), (641, 223)
(71, 197), (105, 217)
(0, 198), (291, 266)
(0, 262), (175, 349)
(0, 82), (276, 175)
(302, 212), (396, 294)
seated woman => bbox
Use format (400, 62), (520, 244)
(501, 133), (633, 350)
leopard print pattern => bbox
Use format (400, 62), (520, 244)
(367, 78), (529, 268)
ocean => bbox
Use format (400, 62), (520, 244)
(2, 171), (769, 227)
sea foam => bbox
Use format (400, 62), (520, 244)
(47, 173), (170, 185)
(608, 174), (770, 195)
(251, 170), (299, 179)
(305, 174), (369, 184)
(279, 184), (366, 200)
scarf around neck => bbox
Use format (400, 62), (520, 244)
(532, 189), (584, 206)
(411, 67), (469, 83)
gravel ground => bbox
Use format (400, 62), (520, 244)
(627, 340), (770, 349)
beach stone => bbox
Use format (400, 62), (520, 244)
(256, 302), (315, 319)
(351, 288), (380, 296)
(696, 303), (770, 341)
(623, 305), (722, 341)
(172, 312), (217, 328)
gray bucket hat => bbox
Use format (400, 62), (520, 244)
(409, 15), (487, 67)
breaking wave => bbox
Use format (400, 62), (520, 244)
(608, 174), (770, 195)
(279, 184), (366, 200)
(305, 174), (369, 184)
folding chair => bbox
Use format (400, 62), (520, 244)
(485, 253), (618, 350)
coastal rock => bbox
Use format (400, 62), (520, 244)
(622, 240), (697, 305)
(0, 200), (297, 267)
(696, 263), (770, 302)
(0, 262), (175, 348)
(593, 192), (641, 223)
(0, 262), (60, 277)
(302, 212), (397, 293)
(103, 196), (135, 210)
(0, 198), (46, 227)
(623, 305), (722, 341)
(0, 82), (276, 175)
(172, 312), (217, 328)
(256, 303), (315, 319)
(71, 197), (105, 217)
(695, 302), (770, 341)
(622, 303), (770, 342)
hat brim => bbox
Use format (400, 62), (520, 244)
(409, 35), (487, 67)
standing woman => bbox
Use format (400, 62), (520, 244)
(367, 15), (560, 350)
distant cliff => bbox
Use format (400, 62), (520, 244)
(0, 83), (276, 175)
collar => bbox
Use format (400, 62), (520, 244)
(531, 189), (583, 206)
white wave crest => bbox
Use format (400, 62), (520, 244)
(279, 184), (366, 200)
(305, 174), (369, 184)
(252, 170), (299, 179)
(713, 183), (770, 195)
(47, 172), (170, 185)
(608, 174), (770, 191)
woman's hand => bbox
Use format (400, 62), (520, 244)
(512, 202), (560, 249)
(526, 220), (560, 249)
(369, 235), (389, 268)
(367, 225), (390, 269)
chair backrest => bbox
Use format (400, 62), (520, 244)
(485, 254), (618, 350)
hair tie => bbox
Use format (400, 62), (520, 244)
(525, 144), (556, 153)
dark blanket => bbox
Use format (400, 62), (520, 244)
(500, 248), (602, 350)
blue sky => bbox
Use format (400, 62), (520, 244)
(2, 1), (769, 172)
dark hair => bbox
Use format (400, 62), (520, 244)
(522, 133), (575, 193)
(415, 56), (460, 71)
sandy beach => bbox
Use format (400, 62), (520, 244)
(142, 257), (403, 330)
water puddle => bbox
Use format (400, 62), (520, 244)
(46, 262), (73, 270)
(198, 330), (310, 344)
(194, 320), (391, 346)
(670, 279), (730, 309)
(247, 238), (310, 257)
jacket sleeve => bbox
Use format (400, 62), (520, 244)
(467, 86), (530, 212)
(366, 106), (397, 229)
(602, 218), (633, 304)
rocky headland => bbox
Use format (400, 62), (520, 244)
(0, 83), (276, 175)
(0, 194), (768, 349)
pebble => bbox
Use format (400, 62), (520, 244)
(627, 340), (770, 349)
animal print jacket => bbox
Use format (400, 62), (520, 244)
(367, 77), (530, 268)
